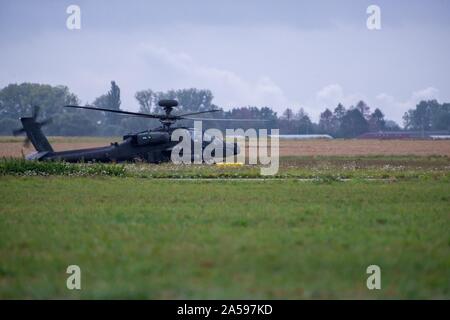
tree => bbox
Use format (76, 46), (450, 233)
(135, 88), (216, 114)
(403, 100), (450, 133)
(333, 103), (346, 120)
(0, 83), (79, 120)
(432, 102), (450, 131)
(105, 81), (121, 126)
(0, 117), (19, 135)
(278, 108), (295, 133)
(135, 89), (156, 113)
(403, 100), (432, 132)
(222, 106), (276, 131)
(356, 100), (371, 120)
(133, 88), (220, 130)
(368, 108), (385, 131)
(281, 108), (294, 121)
(402, 111), (412, 129)
(90, 94), (108, 123)
(414, 100), (432, 132)
(90, 81), (124, 133)
(384, 120), (401, 131)
(108, 81), (121, 109)
(259, 106), (278, 121)
(319, 108), (333, 134)
(331, 103), (346, 136)
(340, 108), (369, 137)
(54, 112), (98, 136)
(298, 114), (313, 134)
(295, 108), (313, 134)
(0, 83), (86, 135)
(294, 108), (306, 120)
(173, 88), (215, 112)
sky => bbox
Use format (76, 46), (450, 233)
(0, 0), (449, 124)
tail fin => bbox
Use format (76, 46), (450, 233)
(20, 117), (54, 152)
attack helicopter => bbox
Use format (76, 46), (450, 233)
(13, 99), (255, 163)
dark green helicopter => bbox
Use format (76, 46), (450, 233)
(13, 99), (251, 163)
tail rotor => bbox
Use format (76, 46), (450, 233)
(12, 106), (53, 150)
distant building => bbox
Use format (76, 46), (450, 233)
(430, 135), (450, 140)
(357, 131), (450, 140)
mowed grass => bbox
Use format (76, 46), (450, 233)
(0, 176), (449, 299)
(2, 156), (450, 180)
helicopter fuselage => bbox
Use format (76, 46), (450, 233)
(26, 128), (238, 163)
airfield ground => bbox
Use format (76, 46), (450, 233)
(0, 137), (449, 299)
(1, 136), (450, 158)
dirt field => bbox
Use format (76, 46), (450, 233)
(1, 136), (450, 158)
(277, 139), (450, 157)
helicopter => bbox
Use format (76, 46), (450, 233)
(12, 99), (257, 163)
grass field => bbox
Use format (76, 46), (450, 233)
(0, 166), (449, 299)
(0, 138), (449, 299)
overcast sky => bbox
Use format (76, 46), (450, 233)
(1, 0), (449, 123)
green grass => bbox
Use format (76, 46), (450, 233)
(0, 159), (125, 177)
(2, 156), (450, 181)
(0, 176), (449, 299)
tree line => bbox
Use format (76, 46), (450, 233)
(0, 82), (449, 137)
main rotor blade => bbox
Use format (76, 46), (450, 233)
(177, 109), (221, 117)
(64, 105), (166, 119)
(181, 117), (268, 122)
(64, 105), (267, 123)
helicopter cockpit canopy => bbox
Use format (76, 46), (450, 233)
(128, 131), (170, 146)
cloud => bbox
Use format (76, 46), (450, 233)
(411, 87), (440, 101)
(316, 84), (344, 105)
(315, 84), (366, 108)
(376, 87), (440, 108)
(376, 87), (440, 123)
(138, 44), (289, 109)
